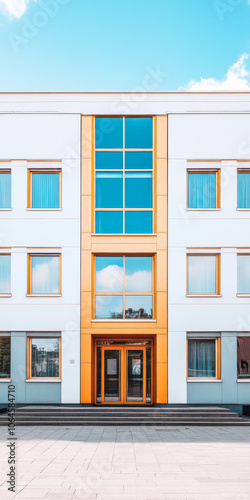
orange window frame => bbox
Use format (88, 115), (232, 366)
(27, 253), (62, 295)
(27, 169), (62, 209)
(186, 253), (221, 295)
(187, 337), (221, 380)
(93, 254), (155, 319)
(187, 169), (221, 209)
(27, 337), (61, 379)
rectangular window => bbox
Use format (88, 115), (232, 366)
(237, 254), (250, 294)
(187, 254), (220, 295)
(94, 255), (153, 319)
(237, 170), (250, 209)
(0, 254), (11, 294)
(187, 171), (220, 209)
(0, 337), (10, 378)
(27, 337), (61, 378)
(237, 337), (250, 379)
(0, 171), (11, 209)
(188, 339), (218, 378)
(94, 117), (154, 234)
(28, 254), (61, 295)
(28, 170), (61, 209)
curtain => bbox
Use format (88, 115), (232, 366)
(0, 173), (11, 209)
(32, 173), (59, 209)
(237, 172), (250, 209)
(188, 340), (215, 377)
(188, 173), (216, 209)
(188, 256), (216, 294)
(31, 256), (59, 294)
(0, 255), (11, 293)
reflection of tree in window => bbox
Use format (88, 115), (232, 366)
(237, 337), (250, 378)
(0, 338), (10, 378)
(31, 339), (59, 377)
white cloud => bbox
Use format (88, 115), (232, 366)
(181, 54), (250, 91)
(96, 264), (152, 293)
(0, 0), (37, 19)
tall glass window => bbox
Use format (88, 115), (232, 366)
(29, 255), (60, 294)
(95, 255), (153, 319)
(30, 338), (60, 378)
(0, 255), (11, 294)
(188, 171), (218, 209)
(0, 171), (11, 209)
(95, 117), (153, 234)
(29, 171), (61, 209)
(188, 255), (219, 295)
(0, 338), (10, 378)
(237, 255), (250, 294)
(237, 337), (250, 379)
(188, 339), (216, 378)
(237, 171), (250, 209)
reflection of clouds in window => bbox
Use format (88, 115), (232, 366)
(125, 271), (152, 292)
(32, 256), (59, 294)
(95, 295), (123, 319)
(96, 262), (123, 292)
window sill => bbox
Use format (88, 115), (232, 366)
(0, 208), (12, 211)
(186, 208), (221, 211)
(26, 379), (61, 383)
(236, 294), (250, 297)
(236, 208), (250, 211)
(26, 208), (62, 211)
(26, 294), (62, 297)
(91, 233), (157, 236)
(187, 379), (222, 383)
(91, 319), (156, 323)
(237, 379), (250, 382)
(0, 293), (12, 298)
(0, 379), (11, 382)
(186, 294), (221, 298)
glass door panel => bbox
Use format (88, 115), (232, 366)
(104, 349), (121, 402)
(126, 349), (144, 402)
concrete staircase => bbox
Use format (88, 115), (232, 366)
(0, 405), (250, 426)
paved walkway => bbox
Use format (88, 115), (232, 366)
(0, 426), (250, 499)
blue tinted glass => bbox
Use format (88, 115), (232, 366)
(125, 212), (152, 234)
(32, 173), (59, 209)
(0, 255), (11, 293)
(125, 117), (153, 149)
(96, 172), (123, 208)
(125, 296), (153, 319)
(237, 173), (250, 209)
(96, 256), (123, 292)
(96, 152), (123, 169)
(125, 257), (152, 292)
(95, 211), (123, 234)
(125, 152), (152, 169)
(0, 173), (11, 209)
(188, 173), (216, 209)
(95, 117), (123, 149)
(125, 172), (152, 208)
(95, 295), (123, 319)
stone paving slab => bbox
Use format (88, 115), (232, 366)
(0, 426), (250, 499)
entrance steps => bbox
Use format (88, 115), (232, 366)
(0, 405), (250, 426)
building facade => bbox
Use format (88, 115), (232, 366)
(0, 93), (250, 409)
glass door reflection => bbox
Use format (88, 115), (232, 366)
(103, 349), (121, 402)
(126, 349), (145, 402)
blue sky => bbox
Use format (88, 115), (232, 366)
(0, 0), (250, 91)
